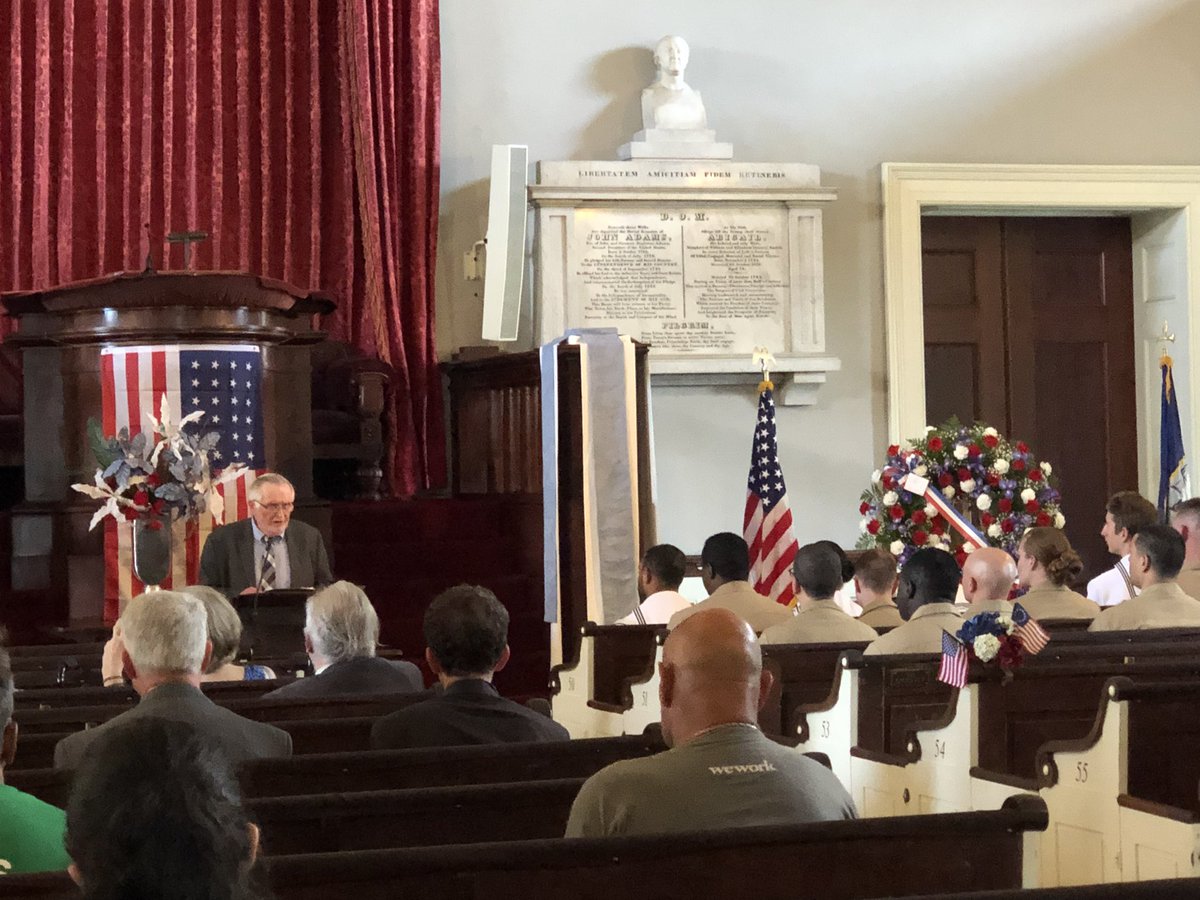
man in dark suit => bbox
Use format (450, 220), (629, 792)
(371, 584), (569, 749)
(199, 472), (333, 596)
(264, 581), (424, 698)
(54, 592), (292, 770)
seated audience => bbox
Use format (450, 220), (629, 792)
(1015, 528), (1099, 621)
(265, 581), (423, 698)
(853, 548), (903, 629)
(813, 539), (862, 617)
(1087, 490), (1157, 607)
(667, 533), (791, 633)
(759, 543), (877, 645)
(66, 718), (267, 900)
(54, 592), (292, 769)
(618, 544), (692, 625)
(371, 585), (569, 748)
(565, 608), (856, 837)
(1090, 524), (1200, 631)
(865, 548), (964, 655)
(0, 644), (72, 874)
(1169, 498), (1200, 600)
(961, 546), (1017, 615)
(184, 585), (277, 682)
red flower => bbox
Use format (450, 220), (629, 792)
(938, 473), (953, 488)
(912, 530), (928, 546)
(146, 472), (162, 487)
(148, 518), (164, 531)
(957, 467), (971, 482)
(150, 499), (166, 515)
(882, 475), (895, 490)
(986, 472), (1000, 486)
(911, 510), (927, 525)
(1029, 469), (1043, 482)
(928, 436), (944, 452)
(867, 520), (881, 535)
(983, 434), (999, 449)
(1025, 500), (1040, 514)
(968, 443), (981, 455)
(860, 501), (871, 515)
(1016, 441), (1029, 453)
(1001, 518), (1016, 534)
(887, 444), (900, 457)
(996, 635), (1024, 671)
(1036, 512), (1052, 527)
(122, 506), (138, 521)
(1012, 459), (1026, 472)
(998, 498), (1012, 514)
(955, 550), (968, 567)
(890, 504), (905, 520)
(930, 518), (945, 535)
(981, 512), (995, 527)
(132, 489), (150, 507)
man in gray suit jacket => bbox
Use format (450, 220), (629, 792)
(199, 473), (333, 596)
(54, 592), (292, 770)
(265, 582), (424, 699)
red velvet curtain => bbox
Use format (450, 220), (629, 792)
(0, 0), (444, 496)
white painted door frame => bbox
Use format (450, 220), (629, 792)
(882, 163), (1200, 497)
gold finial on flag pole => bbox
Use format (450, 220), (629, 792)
(752, 347), (775, 392)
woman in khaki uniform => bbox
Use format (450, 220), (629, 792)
(1016, 527), (1100, 621)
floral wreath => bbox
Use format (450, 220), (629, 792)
(857, 420), (1065, 567)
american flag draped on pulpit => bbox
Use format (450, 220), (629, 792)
(101, 345), (264, 612)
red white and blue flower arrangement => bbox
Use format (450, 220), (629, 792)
(857, 420), (1065, 567)
(938, 603), (1051, 686)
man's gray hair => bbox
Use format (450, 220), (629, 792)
(305, 581), (379, 663)
(120, 591), (209, 675)
(247, 472), (294, 502)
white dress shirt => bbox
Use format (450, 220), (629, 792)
(618, 590), (693, 625)
(1086, 555), (1138, 608)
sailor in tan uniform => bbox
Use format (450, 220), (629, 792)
(760, 543), (877, 645)
(865, 547), (963, 655)
(668, 533), (791, 634)
(853, 548), (903, 630)
(1091, 524), (1200, 632)
(1015, 527), (1098, 621)
(961, 546), (1018, 616)
(1168, 498), (1200, 602)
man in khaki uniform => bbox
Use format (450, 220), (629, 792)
(962, 547), (1017, 615)
(1168, 499), (1200, 601)
(1090, 525), (1200, 632)
(759, 544), (877, 645)
(854, 548), (902, 629)
(668, 533), (791, 634)
(865, 548), (963, 655)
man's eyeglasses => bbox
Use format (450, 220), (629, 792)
(253, 501), (294, 513)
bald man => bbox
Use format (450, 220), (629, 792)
(564, 608), (856, 837)
(961, 547), (1018, 615)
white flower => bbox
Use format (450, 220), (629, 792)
(987, 523), (1002, 538)
(983, 427), (998, 438)
(1040, 461), (1052, 476)
(925, 425), (937, 433)
(973, 633), (1001, 662)
(976, 494), (992, 511)
(882, 491), (898, 506)
(914, 464), (928, 477)
(953, 444), (969, 461)
(872, 469), (882, 484)
(963, 543), (977, 554)
(924, 504), (937, 518)
(1021, 488), (1036, 503)
(890, 540), (905, 555)
(1054, 512), (1066, 528)
(993, 459), (1010, 475)
(960, 478), (976, 493)
(859, 518), (870, 534)
(943, 486), (956, 499)
(997, 615), (1015, 635)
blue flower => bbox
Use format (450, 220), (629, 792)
(957, 611), (1005, 644)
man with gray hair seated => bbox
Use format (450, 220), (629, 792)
(264, 581), (424, 698)
(53, 592), (292, 770)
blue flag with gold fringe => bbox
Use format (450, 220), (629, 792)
(1159, 355), (1190, 521)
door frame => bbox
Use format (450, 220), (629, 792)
(882, 163), (1200, 496)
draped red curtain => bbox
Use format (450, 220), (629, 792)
(0, 0), (444, 496)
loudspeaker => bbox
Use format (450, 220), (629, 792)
(481, 144), (528, 342)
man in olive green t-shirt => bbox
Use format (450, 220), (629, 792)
(0, 647), (71, 875)
(565, 608), (856, 837)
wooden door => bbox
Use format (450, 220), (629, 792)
(922, 217), (1137, 582)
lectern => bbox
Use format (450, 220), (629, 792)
(1, 271), (335, 624)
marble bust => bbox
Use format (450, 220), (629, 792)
(618, 35), (732, 160)
(641, 35), (707, 131)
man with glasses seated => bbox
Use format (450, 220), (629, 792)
(199, 473), (333, 597)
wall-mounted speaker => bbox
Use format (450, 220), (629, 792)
(481, 144), (529, 342)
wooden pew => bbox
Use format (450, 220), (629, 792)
(14, 677), (293, 710)
(903, 875), (1200, 898)
(550, 623), (663, 738)
(0, 794), (1051, 900)
(757, 640), (869, 742)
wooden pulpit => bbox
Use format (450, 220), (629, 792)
(1, 271), (335, 625)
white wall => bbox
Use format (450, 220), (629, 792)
(437, 0), (1200, 554)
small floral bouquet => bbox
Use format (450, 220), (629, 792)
(71, 397), (246, 531)
(956, 611), (1025, 671)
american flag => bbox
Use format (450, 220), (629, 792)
(938, 630), (969, 688)
(1010, 602), (1050, 654)
(100, 345), (264, 620)
(743, 384), (799, 606)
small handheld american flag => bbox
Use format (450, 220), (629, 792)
(938, 630), (969, 688)
(743, 382), (799, 606)
(1011, 602), (1050, 654)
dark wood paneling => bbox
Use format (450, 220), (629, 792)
(925, 343), (979, 427)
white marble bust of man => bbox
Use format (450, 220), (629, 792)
(641, 35), (707, 132)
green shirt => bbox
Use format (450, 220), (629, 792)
(0, 784), (71, 875)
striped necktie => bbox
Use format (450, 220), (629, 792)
(260, 535), (281, 592)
